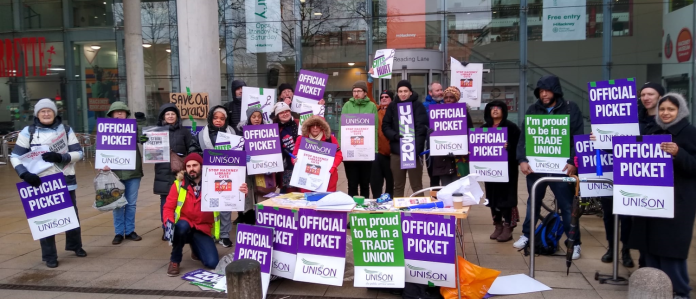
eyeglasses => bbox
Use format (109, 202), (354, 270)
(491, 106), (503, 111)
(311, 125), (322, 128)
(353, 90), (365, 94)
(380, 95), (390, 99)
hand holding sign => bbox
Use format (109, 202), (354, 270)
(660, 142), (679, 156)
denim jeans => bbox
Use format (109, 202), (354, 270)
(113, 178), (141, 235)
(170, 220), (219, 269)
(41, 190), (82, 261)
(521, 173), (580, 245)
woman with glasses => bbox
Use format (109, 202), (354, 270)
(370, 90), (395, 199)
(428, 87), (473, 186)
(292, 115), (344, 192)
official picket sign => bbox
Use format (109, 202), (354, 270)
(525, 115), (570, 174)
(95, 118), (137, 170)
(401, 213), (457, 288)
(142, 127), (169, 163)
(215, 132), (244, 151)
(17, 173), (80, 240)
(450, 57), (483, 108)
(341, 114), (376, 161)
(588, 78), (640, 149)
(201, 150), (247, 212)
(244, 124), (284, 175)
(574, 135), (613, 197)
(240, 87), (276, 124)
(469, 127), (508, 182)
(256, 205), (299, 280)
(351, 213), (405, 288)
(292, 70), (328, 121)
(372, 49), (395, 79)
(290, 138), (338, 192)
(398, 102), (417, 169)
(429, 103), (468, 156)
(293, 209), (348, 286)
(233, 224), (274, 298)
(613, 135), (674, 218)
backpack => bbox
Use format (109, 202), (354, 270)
(523, 212), (564, 256)
(28, 124), (72, 146)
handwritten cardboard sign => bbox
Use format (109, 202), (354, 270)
(169, 92), (209, 119)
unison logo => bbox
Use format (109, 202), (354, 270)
(619, 190), (665, 210)
(250, 159), (279, 169)
(472, 165), (503, 178)
(272, 259), (291, 273)
(534, 158), (559, 170)
(301, 258), (337, 278)
(344, 115), (370, 125)
(433, 140), (463, 151)
(34, 217), (71, 231)
(364, 269), (394, 282)
(100, 153), (130, 165)
(406, 264), (447, 281)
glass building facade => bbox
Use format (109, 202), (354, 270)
(0, 0), (691, 133)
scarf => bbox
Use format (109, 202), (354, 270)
(199, 125), (235, 150)
(309, 132), (324, 141)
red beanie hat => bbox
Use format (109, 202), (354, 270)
(183, 153), (203, 166)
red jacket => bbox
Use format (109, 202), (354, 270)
(163, 175), (215, 237)
(292, 135), (343, 192)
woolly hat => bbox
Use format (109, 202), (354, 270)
(183, 153), (203, 166)
(34, 98), (57, 117)
(396, 80), (412, 92)
(246, 107), (263, 120)
(278, 83), (293, 96)
(380, 90), (394, 101)
(640, 82), (665, 97)
(273, 102), (291, 115)
(444, 86), (461, 100)
(352, 81), (368, 93)
(212, 107), (227, 118)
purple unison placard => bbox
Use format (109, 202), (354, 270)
(428, 103), (468, 137)
(17, 173), (72, 219)
(398, 102), (417, 169)
(295, 70), (329, 101)
(296, 209), (347, 258)
(256, 205), (298, 254)
(203, 149), (246, 167)
(401, 213), (456, 264)
(96, 118), (137, 151)
(469, 127), (507, 162)
(574, 134), (613, 175)
(243, 124), (281, 156)
(588, 78), (639, 125)
(298, 137), (338, 157)
(612, 135), (673, 187)
(234, 223), (274, 274)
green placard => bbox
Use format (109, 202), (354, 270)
(350, 213), (404, 267)
(524, 114), (570, 158)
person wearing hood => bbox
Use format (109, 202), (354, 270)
(292, 116), (343, 192)
(482, 100), (521, 242)
(153, 103), (195, 240)
(225, 80), (246, 135)
(370, 90), (395, 198)
(514, 75), (584, 260)
(630, 93), (696, 299)
(102, 102), (145, 245)
(638, 82), (665, 134)
(338, 80), (378, 198)
(11, 98), (87, 268)
(382, 80), (428, 197)
(274, 102), (301, 193)
(423, 82), (445, 187)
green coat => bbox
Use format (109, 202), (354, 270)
(106, 101), (144, 181)
(338, 96), (378, 153)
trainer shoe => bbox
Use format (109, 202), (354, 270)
(220, 238), (232, 247)
(572, 245), (581, 260)
(512, 235), (528, 249)
(167, 262), (180, 277)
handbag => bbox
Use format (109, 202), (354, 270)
(170, 151), (185, 173)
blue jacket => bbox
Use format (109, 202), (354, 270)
(423, 94), (441, 111)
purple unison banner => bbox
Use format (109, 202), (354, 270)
(401, 213), (457, 288)
(468, 127), (508, 182)
(256, 205), (299, 279)
(234, 223), (274, 298)
(612, 135), (674, 218)
(289, 138), (338, 192)
(293, 209), (347, 286)
(428, 103), (468, 156)
(295, 70), (329, 101)
(95, 118), (138, 170)
(574, 134), (614, 197)
(398, 102), (417, 169)
(588, 78), (640, 149)
(243, 123), (284, 175)
(17, 173), (80, 240)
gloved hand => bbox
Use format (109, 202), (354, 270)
(20, 172), (42, 187)
(393, 134), (404, 141)
(427, 128), (434, 135)
(447, 152), (455, 158)
(139, 134), (149, 143)
(246, 155), (251, 162)
(134, 112), (145, 119)
(41, 152), (62, 163)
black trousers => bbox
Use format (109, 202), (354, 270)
(426, 155), (440, 187)
(41, 190), (82, 262)
(370, 154), (394, 199)
(600, 197), (632, 246)
(344, 161), (372, 198)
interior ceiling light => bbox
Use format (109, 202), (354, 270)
(166, 49), (171, 53)
(142, 43), (152, 48)
(314, 12), (322, 16)
(348, 62), (355, 66)
(90, 45), (101, 50)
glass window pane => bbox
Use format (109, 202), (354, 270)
(0, 0), (13, 32)
(21, 0), (63, 29)
(72, 0), (115, 28)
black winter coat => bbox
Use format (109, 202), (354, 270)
(637, 100), (656, 135)
(482, 100), (521, 209)
(153, 103), (194, 195)
(629, 118), (696, 259)
(382, 92), (429, 156)
(225, 80), (246, 135)
(429, 104), (473, 177)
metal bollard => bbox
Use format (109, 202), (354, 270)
(225, 259), (263, 299)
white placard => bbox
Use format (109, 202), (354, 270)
(143, 129), (170, 163)
(240, 87), (276, 124)
(450, 57), (483, 108)
(542, 0), (586, 41)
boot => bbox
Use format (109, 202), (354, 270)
(490, 222), (504, 239)
(621, 247), (634, 268)
(496, 223), (514, 242)
(601, 247), (613, 263)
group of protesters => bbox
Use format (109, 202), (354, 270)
(9, 73), (696, 298)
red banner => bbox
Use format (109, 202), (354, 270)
(0, 37), (52, 77)
(386, 0), (426, 49)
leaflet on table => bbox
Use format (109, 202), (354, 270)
(19, 145), (53, 174)
(612, 135), (674, 218)
(17, 173), (80, 240)
(240, 87), (276, 124)
(393, 197), (432, 208)
(588, 78), (640, 149)
(256, 205), (299, 279)
(401, 213), (457, 288)
(398, 102), (417, 169)
(450, 57), (483, 108)
(293, 209), (347, 286)
(372, 49), (395, 79)
(215, 131), (244, 151)
(243, 124), (284, 175)
(524, 115), (570, 174)
(574, 134), (613, 197)
(201, 150), (247, 212)
(429, 103), (468, 156)
(469, 127), (508, 182)
(289, 138), (338, 192)
(95, 118), (138, 170)
(341, 114), (375, 161)
(351, 212), (405, 288)
(142, 127), (170, 163)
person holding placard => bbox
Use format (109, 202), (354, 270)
(370, 90), (395, 199)
(272, 83), (325, 122)
(423, 82), (444, 187)
(236, 107), (273, 226)
(101, 101), (145, 245)
(514, 75), (585, 260)
(291, 116), (343, 192)
(428, 87), (473, 186)
(163, 153), (249, 276)
(273, 102), (301, 193)
(225, 79), (246, 135)
(629, 93), (696, 298)
(638, 82), (665, 134)
(10, 98), (87, 268)
(339, 80), (378, 198)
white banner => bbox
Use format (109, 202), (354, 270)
(293, 253), (346, 287)
(470, 161), (509, 183)
(240, 87), (276, 124)
(527, 156), (568, 174)
(245, 0), (282, 53)
(450, 57), (483, 108)
(542, 0), (587, 41)
(613, 185), (674, 218)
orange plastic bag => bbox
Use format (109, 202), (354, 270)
(440, 256), (501, 299)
